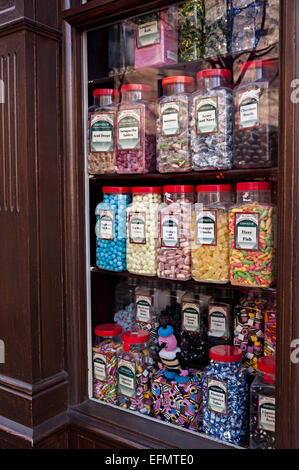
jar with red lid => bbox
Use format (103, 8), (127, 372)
(250, 356), (276, 449)
(233, 60), (278, 168)
(192, 184), (233, 283)
(157, 76), (194, 173)
(229, 182), (275, 288)
(92, 323), (123, 404)
(190, 69), (233, 171)
(202, 345), (248, 445)
(116, 84), (156, 174)
(88, 89), (120, 174)
(157, 186), (194, 281)
(117, 330), (153, 415)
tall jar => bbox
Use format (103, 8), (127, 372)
(116, 84), (156, 174)
(229, 182), (275, 288)
(158, 283), (185, 341)
(233, 60), (278, 168)
(157, 76), (194, 173)
(250, 356), (276, 449)
(95, 187), (131, 272)
(126, 187), (162, 276)
(202, 345), (248, 445)
(88, 89), (120, 174)
(93, 324), (123, 404)
(117, 330), (153, 415)
(190, 69), (233, 171)
(157, 185), (194, 281)
(114, 279), (136, 331)
(192, 184), (233, 283)
(207, 288), (234, 349)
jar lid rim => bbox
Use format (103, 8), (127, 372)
(121, 84), (152, 92)
(240, 59), (277, 72)
(162, 75), (195, 86)
(132, 187), (162, 194)
(197, 68), (232, 79)
(93, 88), (120, 96)
(163, 185), (194, 193)
(196, 184), (233, 192)
(95, 323), (122, 337)
(209, 345), (243, 362)
(258, 355), (276, 374)
(102, 186), (132, 194)
(236, 182), (272, 191)
(123, 329), (150, 344)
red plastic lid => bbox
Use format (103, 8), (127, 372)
(196, 184), (233, 192)
(209, 345), (243, 363)
(258, 356), (276, 375)
(162, 76), (195, 86)
(197, 69), (232, 80)
(121, 84), (152, 92)
(123, 330), (150, 344)
(132, 187), (162, 194)
(102, 186), (131, 194)
(95, 323), (122, 337)
(163, 185), (194, 194)
(236, 182), (271, 192)
(93, 88), (120, 97)
(240, 60), (277, 73)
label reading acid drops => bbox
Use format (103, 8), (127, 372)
(93, 353), (107, 381)
(258, 395), (275, 432)
(182, 302), (200, 332)
(118, 359), (136, 398)
(136, 13), (160, 48)
(89, 113), (114, 152)
(97, 210), (115, 240)
(196, 210), (217, 245)
(207, 378), (228, 415)
(208, 305), (228, 338)
(235, 212), (259, 250)
(161, 102), (180, 136)
(238, 89), (260, 129)
(196, 97), (218, 134)
(135, 294), (152, 323)
(117, 109), (141, 150)
(129, 211), (146, 244)
(161, 213), (180, 248)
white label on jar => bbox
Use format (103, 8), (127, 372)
(235, 212), (259, 250)
(128, 211), (146, 244)
(207, 378), (228, 415)
(161, 213), (180, 247)
(135, 294), (152, 323)
(118, 358), (136, 398)
(238, 89), (260, 130)
(196, 97), (218, 134)
(93, 353), (107, 381)
(196, 209), (217, 245)
(89, 112), (115, 152)
(258, 395), (275, 432)
(137, 13), (160, 48)
(117, 109), (141, 150)
(182, 302), (200, 332)
(161, 102), (180, 136)
(208, 305), (228, 338)
(96, 209), (115, 240)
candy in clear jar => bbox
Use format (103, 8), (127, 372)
(190, 69), (233, 171)
(157, 76), (194, 173)
(264, 293), (276, 356)
(178, 0), (204, 63)
(204, 0), (230, 57)
(208, 288), (234, 349)
(114, 279), (136, 331)
(158, 284), (185, 341)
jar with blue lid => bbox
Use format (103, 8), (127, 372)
(95, 187), (131, 271)
(202, 345), (248, 445)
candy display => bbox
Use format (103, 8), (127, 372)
(93, 324), (123, 404)
(126, 187), (162, 276)
(158, 284), (185, 341)
(116, 84), (156, 174)
(178, 0), (204, 62)
(157, 186), (194, 281)
(157, 76), (194, 173)
(202, 346), (248, 445)
(192, 184), (233, 283)
(190, 69), (233, 171)
(95, 187), (131, 271)
(88, 89), (120, 174)
(134, 7), (178, 69)
(208, 288), (234, 349)
(264, 293), (277, 356)
(233, 60), (278, 168)
(250, 356), (276, 449)
(114, 279), (136, 331)
(204, 0), (230, 57)
(151, 368), (203, 431)
(229, 182), (275, 287)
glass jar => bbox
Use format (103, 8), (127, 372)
(95, 187), (131, 272)
(190, 69), (233, 171)
(116, 84), (156, 174)
(126, 187), (162, 276)
(250, 355), (276, 449)
(114, 278), (136, 331)
(192, 184), (233, 283)
(117, 330), (153, 415)
(264, 292), (277, 356)
(229, 182), (275, 287)
(157, 76), (194, 173)
(158, 283), (185, 341)
(92, 323), (123, 404)
(204, 0), (230, 57)
(88, 89), (120, 174)
(233, 60), (278, 168)
(208, 288), (234, 349)
(178, 0), (204, 63)
(157, 185), (194, 281)
(202, 345), (248, 445)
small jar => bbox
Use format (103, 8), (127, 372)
(126, 187), (162, 276)
(157, 185), (194, 281)
(157, 76), (194, 173)
(190, 69), (233, 171)
(192, 184), (233, 283)
(229, 182), (275, 288)
(93, 323), (123, 404)
(202, 345), (248, 445)
(95, 187), (131, 272)
(88, 89), (120, 175)
(233, 60), (278, 168)
(114, 279), (137, 331)
(250, 356), (276, 449)
(117, 330), (153, 415)
(116, 84), (156, 174)
(208, 288), (234, 349)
